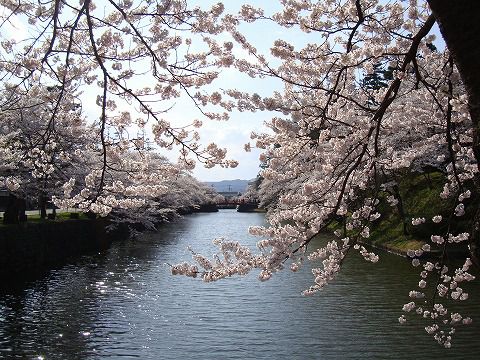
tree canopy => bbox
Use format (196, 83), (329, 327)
(1, 0), (479, 349)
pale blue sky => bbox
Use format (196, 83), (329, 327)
(169, 1), (287, 181)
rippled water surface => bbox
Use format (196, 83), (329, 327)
(1, 209), (480, 359)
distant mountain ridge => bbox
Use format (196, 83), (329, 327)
(204, 179), (252, 193)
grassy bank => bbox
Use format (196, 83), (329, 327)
(0, 210), (90, 227)
(331, 171), (473, 257)
(369, 171), (448, 254)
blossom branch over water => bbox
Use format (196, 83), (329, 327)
(171, 0), (480, 348)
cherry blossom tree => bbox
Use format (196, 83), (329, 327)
(0, 84), (90, 221)
(0, 0), (238, 219)
(172, 0), (480, 348)
(72, 151), (221, 232)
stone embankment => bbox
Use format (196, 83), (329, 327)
(0, 204), (219, 279)
(0, 219), (124, 279)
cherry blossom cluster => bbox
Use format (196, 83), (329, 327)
(52, 149), (219, 226)
(400, 257), (475, 347)
(171, 238), (268, 282)
(0, 84), (90, 209)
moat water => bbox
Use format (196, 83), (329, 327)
(1, 209), (479, 359)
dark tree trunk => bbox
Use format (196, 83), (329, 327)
(48, 205), (57, 220)
(392, 185), (409, 236)
(3, 194), (19, 224)
(427, 0), (480, 265)
(18, 198), (27, 222)
(39, 194), (47, 219)
(471, 204), (480, 266)
(427, 0), (480, 165)
(3, 194), (26, 224)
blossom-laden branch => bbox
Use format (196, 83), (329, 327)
(0, 0), (238, 219)
(172, 0), (478, 348)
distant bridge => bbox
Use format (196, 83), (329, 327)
(216, 199), (257, 205)
(217, 191), (242, 199)
(216, 199), (259, 211)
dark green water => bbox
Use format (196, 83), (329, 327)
(0, 209), (479, 359)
